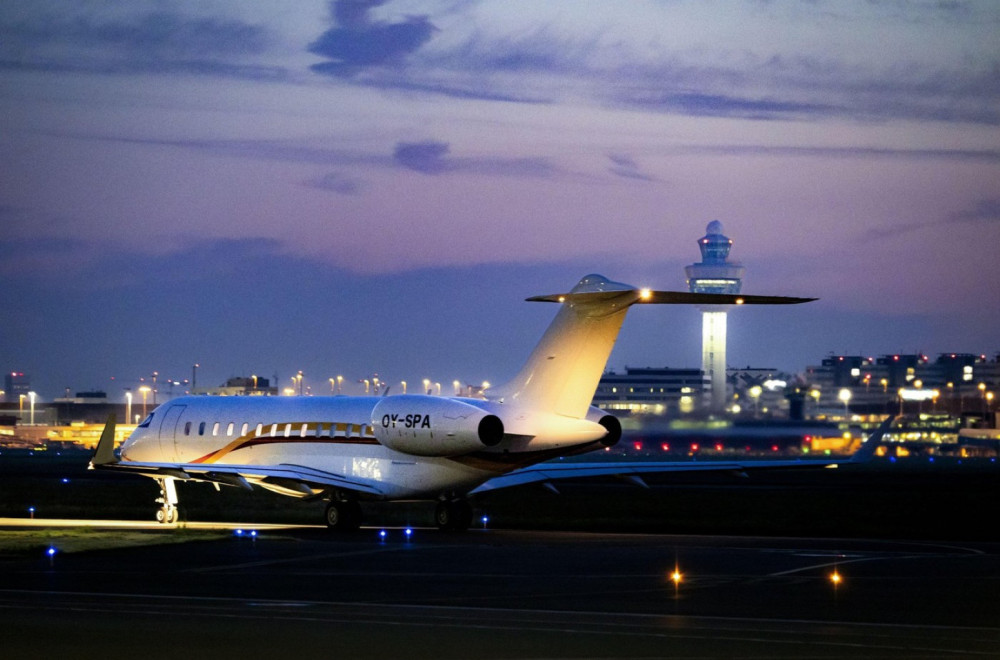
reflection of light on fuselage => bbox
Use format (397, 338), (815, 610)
(352, 457), (383, 482)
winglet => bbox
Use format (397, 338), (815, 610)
(90, 414), (118, 467)
(849, 414), (895, 464)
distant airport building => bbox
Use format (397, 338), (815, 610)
(4, 372), (31, 403)
(684, 221), (745, 413)
(593, 367), (708, 415)
(192, 376), (278, 396)
(805, 352), (1000, 418)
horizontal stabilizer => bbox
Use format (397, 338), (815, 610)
(528, 290), (815, 305)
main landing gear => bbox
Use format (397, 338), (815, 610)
(324, 492), (362, 531)
(434, 498), (473, 531)
(154, 477), (179, 524)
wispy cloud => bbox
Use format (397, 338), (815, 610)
(391, 140), (557, 178)
(606, 154), (656, 182)
(682, 145), (1000, 162)
(302, 1), (1000, 125)
(0, 5), (283, 80)
(306, 172), (362, 195)
(864, 197), (1000, 240)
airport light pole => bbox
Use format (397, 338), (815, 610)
(749, 385), (762, 418)
(839, 388), (852, 418)
(28, 391), (36, 426)
(139, 386), (150, 418)
(125, 391), (132, 424)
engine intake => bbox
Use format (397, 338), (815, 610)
(372, 395), (504, 457)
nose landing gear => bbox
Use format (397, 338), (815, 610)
(154, 477), (179, 524)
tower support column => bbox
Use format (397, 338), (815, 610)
(701, 309), (728, 412)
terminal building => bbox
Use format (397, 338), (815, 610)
(804, 352), (1000, 419)
(592, 367), (707, 416)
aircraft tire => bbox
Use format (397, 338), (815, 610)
(155, 507), (177, 524)
(325, 500), (362, 531)
(435, 500), (472, 531)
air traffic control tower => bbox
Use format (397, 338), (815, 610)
(685, 221), (745, 413)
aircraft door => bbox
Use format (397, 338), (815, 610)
(157, 404), (187, 462)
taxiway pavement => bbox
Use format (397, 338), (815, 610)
(1, 524), (998, 658)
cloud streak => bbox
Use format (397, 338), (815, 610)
(863, 198), (1000, 240)
(0, 5), (281, 80)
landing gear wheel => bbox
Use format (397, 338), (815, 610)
(155, 506), (178, 524)
(435, 500), (473, 531)
(154, 477), (180, 525)
(325, 500), (362, 531)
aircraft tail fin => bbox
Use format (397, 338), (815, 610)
(488, 274), (812, 419)
(849, 414), (895, 463)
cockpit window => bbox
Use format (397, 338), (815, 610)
(138, 413), (154, 428)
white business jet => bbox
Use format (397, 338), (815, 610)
(90, 274), (887, 530)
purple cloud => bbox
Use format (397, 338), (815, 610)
(308, 0), (436, 76)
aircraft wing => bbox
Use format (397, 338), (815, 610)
(471, 415), (893, 495)
(93, 459), (385, 497)
(89, 415), (383, 497)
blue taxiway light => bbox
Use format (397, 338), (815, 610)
(404, 528), (413, 539)
(379, 529), (387, 540)
(46, 547), (57, 557)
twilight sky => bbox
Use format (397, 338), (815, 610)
(2, 0), (998, 400)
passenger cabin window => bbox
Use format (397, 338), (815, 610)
(255, 423), (263, 437)
(241, 423), (249, 436)
(283, 423), (292, 437)
(300, 423), (308, 438)
(212, 422), (220, 437)
(198, 422), (206, 436)
(226, 422), (235, 437)
(269, 423), (278, 437)
(183, 422), (191, 436)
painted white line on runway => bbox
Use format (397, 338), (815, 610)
(0, 517), (320, 530)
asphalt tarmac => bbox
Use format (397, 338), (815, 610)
(1, 524), (998, 658)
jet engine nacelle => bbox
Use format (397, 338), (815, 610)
(372, 395), (504, 457)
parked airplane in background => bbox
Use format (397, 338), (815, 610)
(91, 273), (887, 530)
